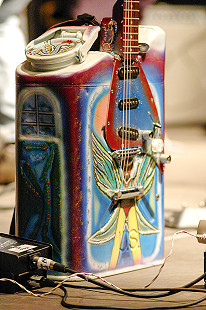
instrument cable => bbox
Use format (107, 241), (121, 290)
(1, 230), (206, 309)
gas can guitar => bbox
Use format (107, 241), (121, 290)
(16, 1), (170, 275)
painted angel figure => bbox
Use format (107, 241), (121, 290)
(89, 124), (163, 269)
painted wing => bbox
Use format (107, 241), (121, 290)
(91, 131), (121, 199)
(136, 204), (159, 235)
(133, 154), (156, 197)
(88, 207), (120, 245)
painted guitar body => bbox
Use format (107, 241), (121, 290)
(16, 19), (167, 274)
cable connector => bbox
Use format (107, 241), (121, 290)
(31, 256), (68, 273)
(197, 221), (206, 244)
(32, 256), (55, 270)
(29, 275), (55, 288)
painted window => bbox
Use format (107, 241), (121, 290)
(21, 92), (56, 137)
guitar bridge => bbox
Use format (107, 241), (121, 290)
(113, 186), (144, 200)
(118, 66), (139, 80)
(118, 98), (139, 111)
(112, 147), (142, 159)
(118, 127), (139, 140)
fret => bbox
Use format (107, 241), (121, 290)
(124, 17), (140, 20)
(124, 46), (139, 48)
(124, 36), (139, 39)
(123, 51), (140, 55)
(124, 33), (138, 35)
(123, 47), (139, 50)
(123, 45), (139, 48)
(124, 39), (139, 42)
(124, 1), (140, 4)
(124, 34), (139, 37)
(124, 9), (140, 12)
(123, 25), (139, 28)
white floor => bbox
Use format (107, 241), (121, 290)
(164, 126), (206, 212)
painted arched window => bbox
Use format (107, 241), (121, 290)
(19, 87), (61, 138)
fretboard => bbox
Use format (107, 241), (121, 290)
(123, 0), (140, 60)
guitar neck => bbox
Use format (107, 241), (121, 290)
(113, 0), (140, 60)
(123, 0), (140, 60)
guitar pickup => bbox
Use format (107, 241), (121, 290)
(118, 98), (139, 111)
(118, 127), (139, 140)
(118, 66), (139, 80)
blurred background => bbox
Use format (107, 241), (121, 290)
(0, 4), (206, 310)
(0, 0), (206, 232)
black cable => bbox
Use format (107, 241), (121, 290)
(36, 277), (206, 310)
(33, 256), (206, 299)
(32, 257), (206, 309)
(59, 284), (206, 310)
(60, 283), (206, 294)
(62, 265), (206, 299)
(37, 276), (206, 295)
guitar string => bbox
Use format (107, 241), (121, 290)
(125, 0), (132, 185)
(120, 0), (126, 187)
(127, 0), (134, 183)
(120, 0), (127, 188)
(121, 0), (126, 188)
(121, 0), (130, 187)
(124, 0), (129, 185)
(121, 0), (138, 187)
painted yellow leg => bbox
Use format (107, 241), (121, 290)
(128, 206), (142, 264)
(109, 207), (126, 269)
